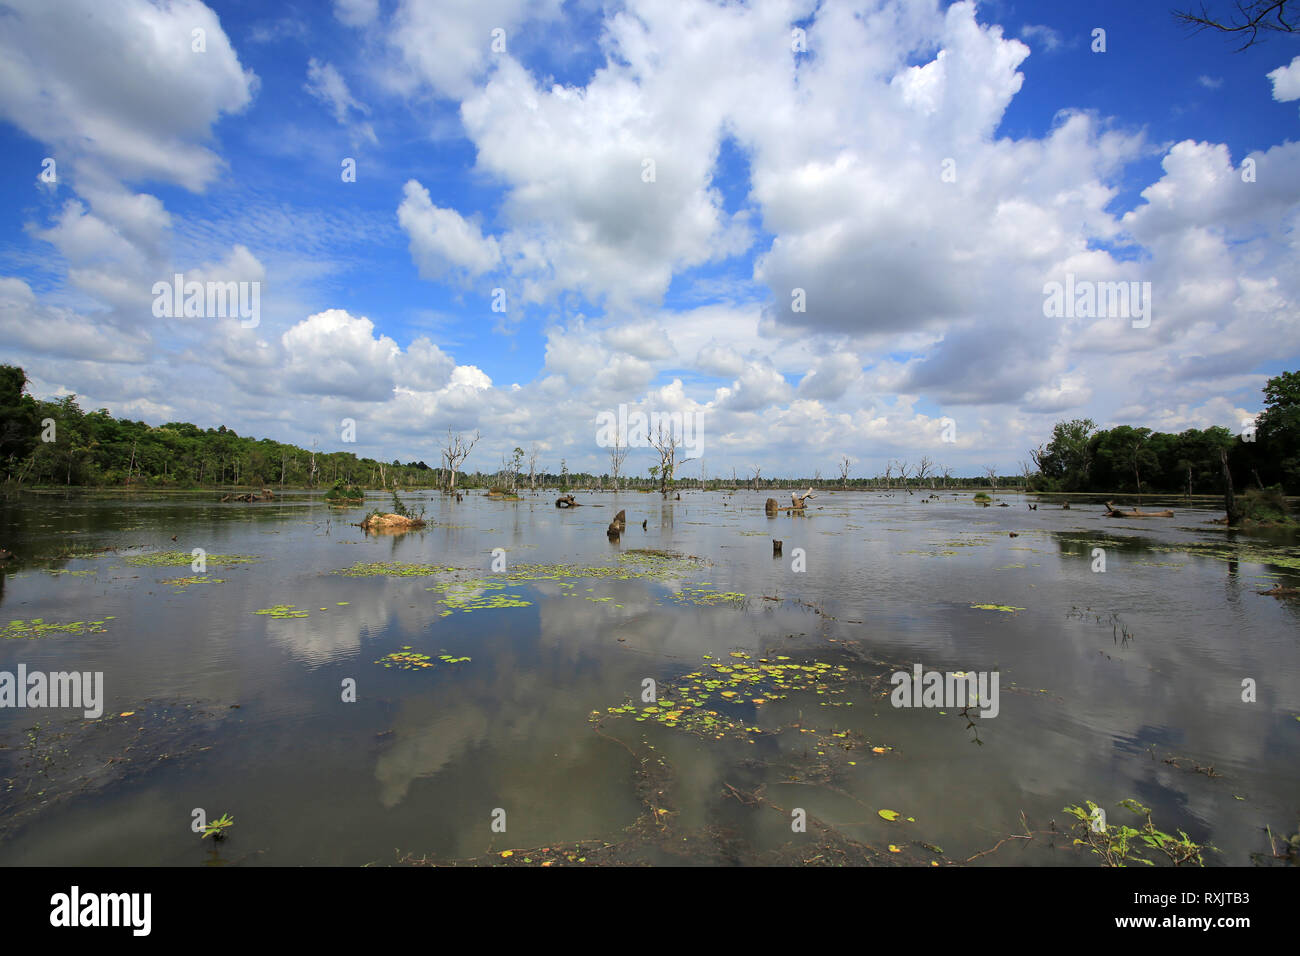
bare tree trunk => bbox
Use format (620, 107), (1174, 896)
(1221, 448), (1239, 526)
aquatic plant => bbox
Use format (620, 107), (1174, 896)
(669, 586), (746, 607)
(325, 480), (364, 503)
(202, 813), (234, 840)
(335, 561), (458, 577)
(3, 616), (114, 639)
(970, 603), (1025, 613)
(1064, 799), (1211, 866)
(425, 580), (532, 614)
(124, 551), (258, 567)
(590, 653), (868, 744)
(161, 575), (225, 589)
(376, 648), (471, 670)
(254, 604), (310, 619)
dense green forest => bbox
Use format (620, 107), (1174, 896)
(0, 364), (1294, 497)
(1028, 371), (1298, 496)
(0, 366), (436, 490)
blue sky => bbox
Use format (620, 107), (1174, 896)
(1, 0), (1298, 478)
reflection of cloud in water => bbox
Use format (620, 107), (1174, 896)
(261, 578), (435, 665)
(375, 705), (492, 809)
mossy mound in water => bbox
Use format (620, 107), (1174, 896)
(325, 481), (364, 504)
(360, 513), (426, 532)
(1236, 486), (1294, 526)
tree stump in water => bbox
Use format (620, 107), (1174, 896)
(765, 498), (779, 517)
(555, 495), (578, 508)
(773, 540), (783, 556)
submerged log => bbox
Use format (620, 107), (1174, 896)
(555, 495), (579, 508)
(1104, 501), (1174, 518)
(221, 492), (261, 502)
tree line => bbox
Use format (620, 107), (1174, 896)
(1028, 372), (1297, 496)
(2, 364), (1294, 498)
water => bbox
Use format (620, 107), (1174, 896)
(1, 488), (1296, 866)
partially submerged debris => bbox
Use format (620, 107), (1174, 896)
(1104, 501), (1174, 518)
(220, 488), (275, 503)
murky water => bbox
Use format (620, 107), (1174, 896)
(1, 489), (1296, 866)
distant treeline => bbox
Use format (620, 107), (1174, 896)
(2, 364), (1295, 496)
(1028, 372), (1297, 496)
(0, 366), (436, 490)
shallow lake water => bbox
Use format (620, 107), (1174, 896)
(1, 488), (1296, 866)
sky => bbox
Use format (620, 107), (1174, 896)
(1, 0), (1298, 480)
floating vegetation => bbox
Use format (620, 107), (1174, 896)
(161, 575), (225, 589)
(668, 586), (746, 607)
(254, 604), (310, 619)
(335, 561), (458, 577)
(590, 653), (870, 748)
(426, 580), (533, 615)
(43, 568), (96, 577)
(4, 617), (115, 639)
(970, 604), (1025, 613)
(377, 648), (472, 670)
(1149, 541), (1300, 573)
(124, 551), (258, 568)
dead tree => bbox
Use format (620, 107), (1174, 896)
(941, 465), (952, 490)
(916, 456), (934, 490)
(1221, 447), (1240, 525)
(440, 428), (480, 494)
(838, 456), (851, 490)
(609, 432), (629, 491)
(1173, 0), (1298, 50)
(982, 465), (999, 490)
(650, 422), (693, 498)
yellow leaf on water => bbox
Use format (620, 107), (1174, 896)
(878, 809), (900, 822)
(119, 712), (135, 717)
(500, 850), (513, 858)
(888, 845), (901, 853)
